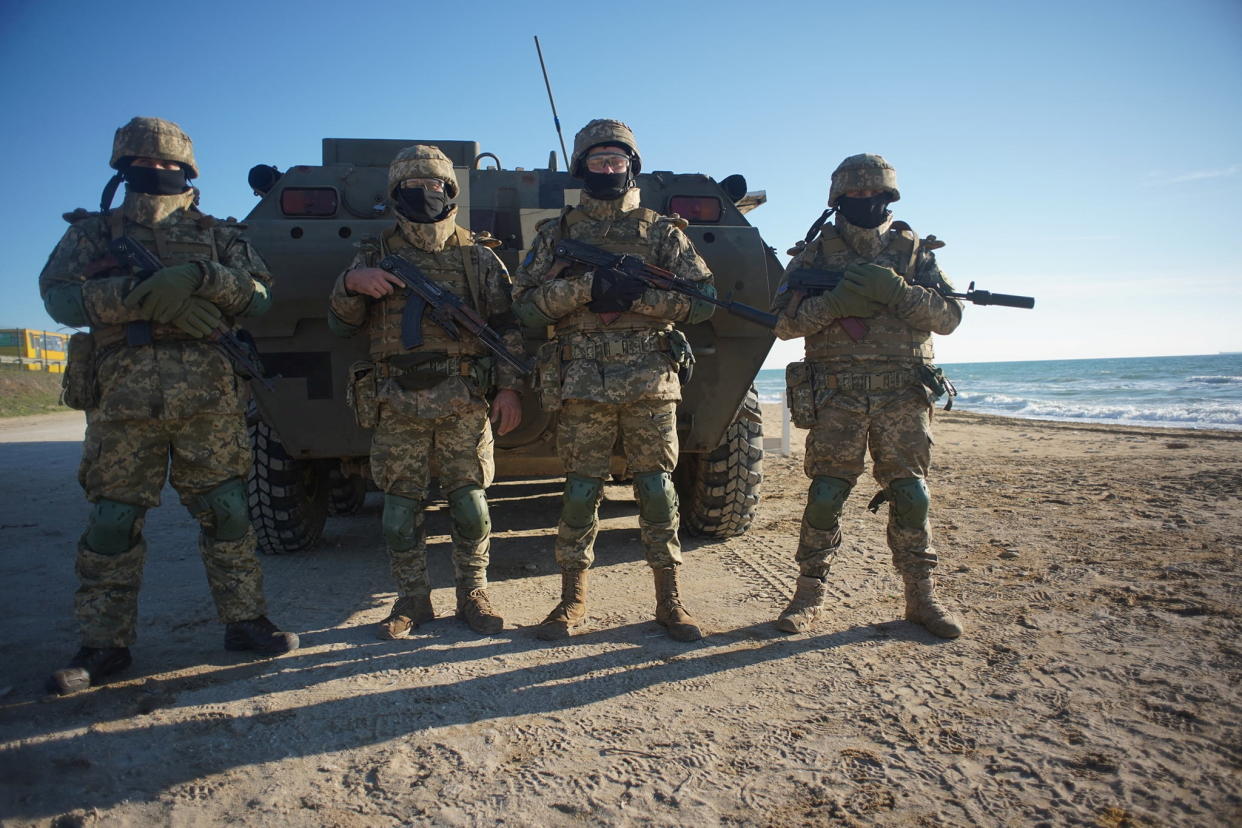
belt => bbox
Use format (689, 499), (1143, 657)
(560, 332), (671, 362)
(378, 354), (475, 379)
(822, 369), (917, 392)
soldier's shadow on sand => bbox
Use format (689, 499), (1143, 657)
(2, 617), (931, 818)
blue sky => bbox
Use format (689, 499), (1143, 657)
(1, 0), (1238, 367)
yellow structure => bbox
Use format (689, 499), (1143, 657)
(0, 328), (67, 373)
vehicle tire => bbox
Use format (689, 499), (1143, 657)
(328, 465), (367, 516)
(676, 385), (763, 538)
(247, 417), (330, 554)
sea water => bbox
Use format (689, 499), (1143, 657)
(753, 354), (1242, 431)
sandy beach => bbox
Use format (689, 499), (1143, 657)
(1, 406), (1239, 825)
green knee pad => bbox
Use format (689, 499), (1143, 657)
(561, 474), (604, 529)
(447, 485), (491, 542)
(634, 471), (678, 524)
(888, 477), (930, 529)
(85, 499), (146, 556)
(191, 478), (250, 541)
(512, 296), (557, 328)
(805, 476), (852, 530)
(382, 494), (423, 552)
(44, 283), (90, 328)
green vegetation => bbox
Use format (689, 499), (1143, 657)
(0, 364), (67, 417)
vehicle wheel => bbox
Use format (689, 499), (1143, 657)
(328, 465), (367, 516)
(247, 417), (330, 554)
(676, 385), (763, 538)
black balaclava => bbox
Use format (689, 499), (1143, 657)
(836, 193), (891, 229)
(582, 170), (630, 200)
(395, 187), (451, 223)
(123, 165), (190, 196)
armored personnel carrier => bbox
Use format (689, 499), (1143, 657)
(240, 138), (779, 554)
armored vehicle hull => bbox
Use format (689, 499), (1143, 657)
(241, 139), (779, 553)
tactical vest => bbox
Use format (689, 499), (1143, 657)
(91, 210), (223, 348)
(366, 225), (486, 362)
(804, 224), (937, 364)
(550, 206), (671, 336)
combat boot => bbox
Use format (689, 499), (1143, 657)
(903, 576), (964, 639)
(456, 586), (504, 635)
(776, 575), (827, 633)
(224, 616), (300, 655)
(376, 595), (436, 640)
(47, 646), (133, 696)
(653, 567), (704, 642)
(536, 569), (588, 640)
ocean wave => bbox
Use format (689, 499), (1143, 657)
(956, 397), (1242, 429)
(1187, 375), (1242, 384)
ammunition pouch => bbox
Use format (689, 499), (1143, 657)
(917, 363), (957, 410)
(534, 340), (562, 412)
(383, 352), (486, 393)
(61, 332), (100, 411)
(784, 361), (817, 428)
(346, 360), (380, 429)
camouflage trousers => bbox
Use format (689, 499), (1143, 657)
(800, 388), (938, 578)
(555, 398), (681, 570)
(370, 396), (495, 596)
(75, 412), (265, 647)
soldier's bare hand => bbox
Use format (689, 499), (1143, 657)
(490, 389), (522, 436)
(345, 268), (404, 298)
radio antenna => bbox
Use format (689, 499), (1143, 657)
(534, 36), (569, 171)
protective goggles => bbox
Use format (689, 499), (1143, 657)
(584, 151), (632, 173)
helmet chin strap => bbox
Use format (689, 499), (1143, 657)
(99, 171), (125, 215)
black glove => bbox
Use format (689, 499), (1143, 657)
(587, 268), (645, 313)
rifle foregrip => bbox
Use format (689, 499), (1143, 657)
(731, 304), (779, 330)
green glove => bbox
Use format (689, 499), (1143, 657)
(169, 297), (222, 338)
(123, 263), (203, 323)
(814, 284), (885, 319)
(842, 262), (910, 305)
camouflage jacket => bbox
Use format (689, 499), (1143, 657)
(328, 210), (524, 420)
(38, 191), (273, 422)
(512, 190), (713, 404)
(772, 216), (961, 372)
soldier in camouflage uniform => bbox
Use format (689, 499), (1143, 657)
(512, 120), (715, 642)
(772, 153), (965, 639)
(39, 117), (299, 695)
(328, 145), (523, 638)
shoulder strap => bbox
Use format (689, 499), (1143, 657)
(888, 221), (920, 280)
(454, 226), (483, 310)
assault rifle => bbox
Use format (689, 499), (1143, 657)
(550, 237), (779, 329)
(107, 236), (277, 391)
(782, 268), (1036, 341)
(378, 254), (533, 377)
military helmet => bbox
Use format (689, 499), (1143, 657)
(828, 153), (899, 207)
(110, 117), (198, 178)
(388, 144), (459, 199)
(570, 119), (642, 178)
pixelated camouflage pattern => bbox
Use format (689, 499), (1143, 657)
(79, 412), (251, 505)
(329, 211), (525, 393)
(372, 398), (495, 595)
(773, 218), (960, 365)
(570, 119), (641, 177)
(512, 191), (712, 405)
(41, 182), (274, 648)
(110, 116), (198, 177)
(387, 144), (459, 199)
(40, 191), (273, 355)
(552, 399), (682, 570)
(776, 209), (956, 579)
(828, 153), (899, 207)
(74, 526), (267, 647)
